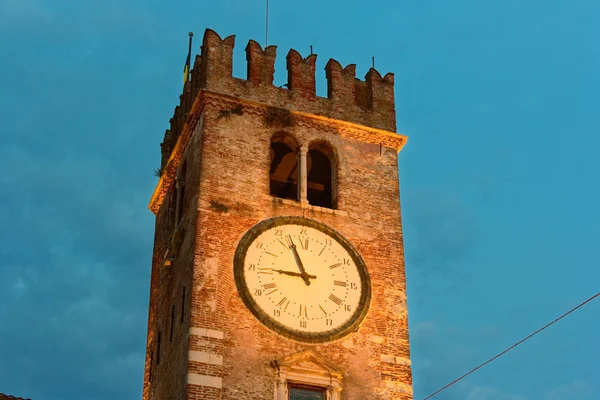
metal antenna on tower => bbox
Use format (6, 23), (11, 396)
(372, 56), (375, 69)
(265, 0), (269, 46)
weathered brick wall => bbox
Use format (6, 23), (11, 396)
(143, 124), (204, 400)
(144, 28), (412, 400)
(184, 99), (411, 399)
(157, 28), (396, 173)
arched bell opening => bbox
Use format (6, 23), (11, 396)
(270, 132), (300, 201)
(307, 141), (337, 209)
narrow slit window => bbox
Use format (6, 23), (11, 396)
(175, 161), (187, 226)
(156, 331), (162, 365)
(169, 305), (175, 342)
(149, 351), (153, 382)
(181, 286), (186, 323)
(167, 184), (177, 233)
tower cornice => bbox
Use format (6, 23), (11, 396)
(148, 90), (407, 215)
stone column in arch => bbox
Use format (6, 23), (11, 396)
(298, 146), (308, 204)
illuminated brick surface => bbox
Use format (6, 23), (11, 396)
(143, 29), (412, 400)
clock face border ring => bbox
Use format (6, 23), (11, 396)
(233, 216), (372, 343)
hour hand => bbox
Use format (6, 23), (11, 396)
(273, 269), (316, 279)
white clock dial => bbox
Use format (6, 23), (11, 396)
(234, 217), (371, 343)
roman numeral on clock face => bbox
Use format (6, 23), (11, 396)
(300, 238), (308, 250)
(299, 304), (308, 318)
(263, 283), (277, 295)
(328, 294), (342, 305)
(277, 297), (288, 307)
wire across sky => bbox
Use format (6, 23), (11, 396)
(422, 291), (600, 400)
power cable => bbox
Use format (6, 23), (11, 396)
(422, 291), (600, 400)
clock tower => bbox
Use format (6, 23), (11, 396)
(143, 29), (412, 400)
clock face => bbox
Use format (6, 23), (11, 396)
(233, 216), (371, 343)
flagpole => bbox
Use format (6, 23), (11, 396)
(265, 0), (269, 47)
(187, 32), (193, 83)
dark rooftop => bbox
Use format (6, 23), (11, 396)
(0, 394), (31, 400)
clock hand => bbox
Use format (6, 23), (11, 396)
(273, 269), (317, 279)
(286, 235), (312, 286)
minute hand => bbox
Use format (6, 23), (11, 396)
(287, 236), (312, 285)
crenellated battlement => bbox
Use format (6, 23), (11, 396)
(287, 49), (317, 100)
(160, 28), (398, 170)
(246, 40), (277, 86)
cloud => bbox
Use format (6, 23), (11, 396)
(410, 317), (598, 400)
(0, 0), (157, 29)
(466, 386), (528, 400)
(0, 0), (170, 395)
(404, 188), (480, 274)
(414, 320), (437, 335)
(543, 379), (597, 400)
(0, 150), (152, 399)
(0, 94), (155, 400)
(402, 187), (481, 308)
(0, 0), (55, 23)
(411, 319), (535, 400)
(411, 321), (481, 398)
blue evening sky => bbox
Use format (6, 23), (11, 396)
(0, 1), (598, 399)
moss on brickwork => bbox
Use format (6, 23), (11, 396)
(217, 104), (244, 120)
(263, 106), (295, 128)
(209, 200), (229, 213)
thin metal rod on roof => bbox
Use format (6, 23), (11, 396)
(372, 56), (375, 69)
(265, 0), (269, 46)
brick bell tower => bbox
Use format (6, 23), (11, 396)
(143, 29), (412, 400)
